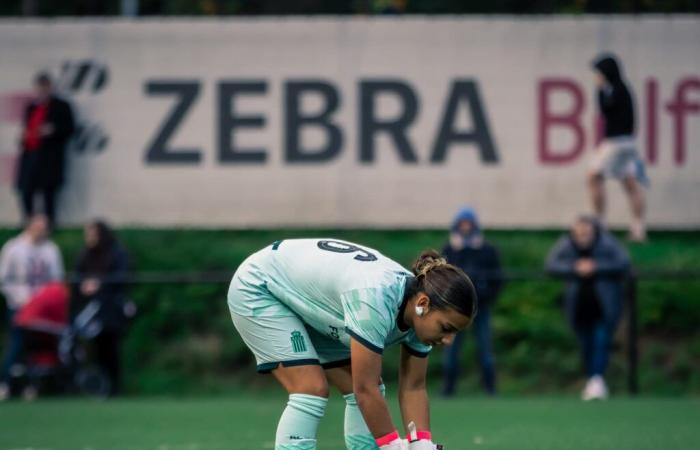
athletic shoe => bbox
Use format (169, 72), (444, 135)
(22, 385), (38, 402)
(581, 375), (609, 401)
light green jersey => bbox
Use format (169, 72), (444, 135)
(229, 238), (431, 356)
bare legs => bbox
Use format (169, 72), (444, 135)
(587, 171), (646, 241)
(622, 175), (646, 241)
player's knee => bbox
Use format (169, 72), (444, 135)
(301, 379), (329, 398)
(294, 372), (330, 398)
(275, 365), (330, 397)
(286, 380), (329, 398)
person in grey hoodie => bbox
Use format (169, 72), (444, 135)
(546, 215), (630, 400)
(0, 214), (63, 399)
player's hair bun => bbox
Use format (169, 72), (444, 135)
(411, 249), (448, 278)
(408, 249), (478, 321)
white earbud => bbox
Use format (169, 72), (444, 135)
(415, 306), (424, 317)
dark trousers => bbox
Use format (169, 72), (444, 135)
(19, 185), (58, 227)
(575, 320), (613, 377)
(94, 331), (121, 396)
(571, 290), (620, 378)
(442, 306), (496, 395)
(0, 310), (23, 384)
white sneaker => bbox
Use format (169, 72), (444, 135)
(22, 385), (38, 402)
(0, 383), (9, 401)
(581, 375), (609, 401)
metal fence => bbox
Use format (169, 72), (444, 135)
(51, 267), (700, 395)
(4, 268), (698, 395)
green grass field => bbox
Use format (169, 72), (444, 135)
(1, 394), (698, 450)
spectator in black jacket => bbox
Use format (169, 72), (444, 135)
(546, 215), (630, 400)
(441, 207), (503, 396)
(15, 72), (75, 228)
(589, 54), (648, 241)
(74, 220), (129, 396)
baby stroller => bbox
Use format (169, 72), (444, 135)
(10, 283), (114, 399)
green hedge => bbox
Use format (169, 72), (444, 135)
(1, 228), (699, 396)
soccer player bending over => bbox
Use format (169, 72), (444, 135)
(227, 239), (477, 449)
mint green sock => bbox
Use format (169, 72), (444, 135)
(343, 384), (385, 450)
(275, 394), (328, 450)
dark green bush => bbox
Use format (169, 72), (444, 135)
(1, 228), (698, 395)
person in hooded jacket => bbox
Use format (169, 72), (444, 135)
(546, 215), (630, 400)
(589, 53), (649, 242)
(74, 219), (129, 396)
(441, 207), (503, 396)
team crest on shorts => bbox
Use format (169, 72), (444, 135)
(290, 331), (307, 353)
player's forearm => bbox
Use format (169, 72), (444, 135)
(355, 385), (396, 438)
(399, 387), (430, 432)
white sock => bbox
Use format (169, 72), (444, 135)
(275, 394), (328, 449)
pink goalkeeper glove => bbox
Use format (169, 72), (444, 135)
(407, 421), (443, 450)
(377, 431), (408, 450)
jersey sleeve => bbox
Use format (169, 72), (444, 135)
(341, 287), (395, 354)
(402, 331), (432, 358)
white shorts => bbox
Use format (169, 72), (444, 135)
(590, 136), (649, 186)
(227, 256), (350, 373)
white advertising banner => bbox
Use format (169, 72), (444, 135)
(0, 17), (698, 227)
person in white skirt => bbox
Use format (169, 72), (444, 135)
(589, 54), (649, 242)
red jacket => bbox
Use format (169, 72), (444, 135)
(14, 282), (69, 333)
